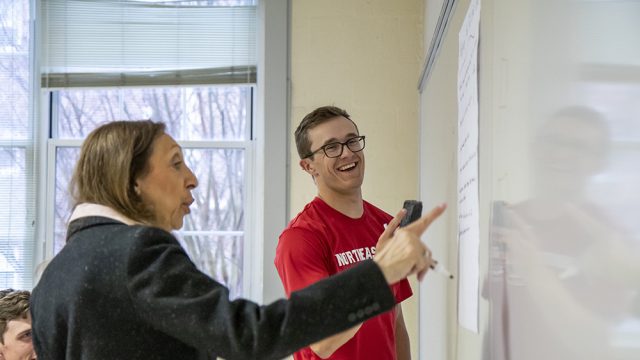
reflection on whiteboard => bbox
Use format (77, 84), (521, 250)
(457, 0), (480, 334)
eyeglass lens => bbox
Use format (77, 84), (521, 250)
(324, 137), (364, 157)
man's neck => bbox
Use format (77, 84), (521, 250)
(318, 190), (364, 218)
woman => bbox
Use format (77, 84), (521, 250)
(30, 120), (444, 360)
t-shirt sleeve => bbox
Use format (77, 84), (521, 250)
(392, 278), (413, 304)
(275, 227), (331, 297)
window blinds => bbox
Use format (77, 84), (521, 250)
(40, 0), (257, 88)
(0, 0), (35, 289)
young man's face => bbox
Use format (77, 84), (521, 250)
(301, 116), (365, 197)
(0, 314), (36, 360)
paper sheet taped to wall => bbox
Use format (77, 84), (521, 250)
(457, 0), (481, 334)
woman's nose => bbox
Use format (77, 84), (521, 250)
(185, 166), (198, 189)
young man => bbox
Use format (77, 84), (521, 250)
(0, 289), (37, 360)
(275, 106), (412, 360)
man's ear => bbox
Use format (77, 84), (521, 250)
(299, 158), (317, 177)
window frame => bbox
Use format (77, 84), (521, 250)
(33, 0), (289, 303)
(0, 139), (36, 288)
(45, 105), (255, 297)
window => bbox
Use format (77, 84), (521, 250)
(0, 0), (34, 289)
(48, 86), (252, 298)
(1, 0), (287, 300)
(40, 0), (288, 302)
(39, 0), (259, 298)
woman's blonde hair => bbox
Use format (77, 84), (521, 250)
(70, 120), (166, 224)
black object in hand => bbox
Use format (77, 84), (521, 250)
(399, 200), (422, 227)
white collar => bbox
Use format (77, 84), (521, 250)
(69, 203), (140, 226)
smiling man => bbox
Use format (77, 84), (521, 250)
(0, 289), (37, 360)
(275, 106), (412, 360)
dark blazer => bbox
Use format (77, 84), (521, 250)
(31, 217), (395, 360)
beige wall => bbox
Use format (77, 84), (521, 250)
(289, 0), (425, 358)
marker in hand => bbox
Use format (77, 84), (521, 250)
(399, 200), (454, 279)
(430, 261), (454, 279)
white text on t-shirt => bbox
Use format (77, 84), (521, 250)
(334, 246), (376, 267)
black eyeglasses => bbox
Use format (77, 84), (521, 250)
(304, 135), (366, 158)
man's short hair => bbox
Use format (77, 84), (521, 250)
(294, 106), (359, 159)
(0, 289), (30, 344)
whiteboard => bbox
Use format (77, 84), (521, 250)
(419, 0), (640, 359)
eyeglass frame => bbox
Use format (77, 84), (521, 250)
(303, 135), (366, 159)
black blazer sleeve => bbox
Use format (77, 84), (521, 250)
(125, 226), (395, 360)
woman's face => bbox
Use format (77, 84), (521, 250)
(135, 133), (198, 231)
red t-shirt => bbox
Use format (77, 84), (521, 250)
(275, 197), (413, 360)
